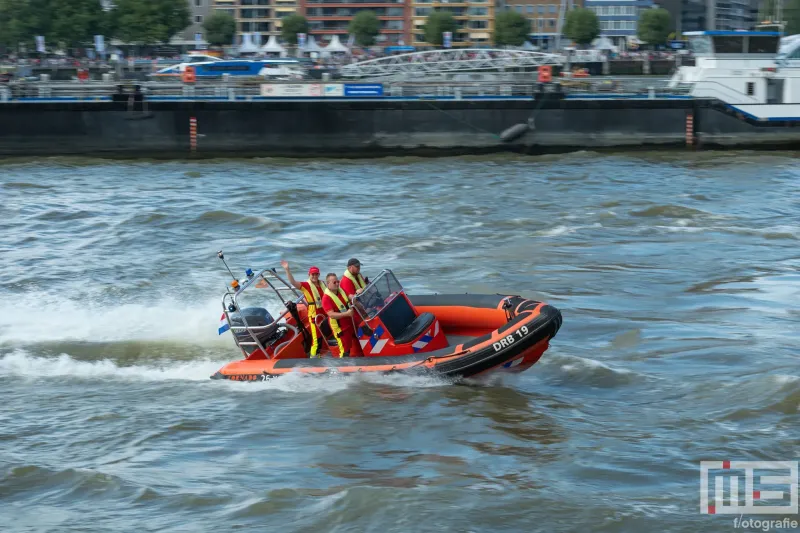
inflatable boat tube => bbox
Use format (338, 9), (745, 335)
(211, 294), (562, 381)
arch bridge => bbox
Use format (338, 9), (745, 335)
(340, 49), (565, 78)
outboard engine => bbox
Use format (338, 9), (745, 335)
(228, 307), (280, 347)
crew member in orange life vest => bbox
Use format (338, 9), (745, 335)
(321, 273), (364, 357)
(281, 259), (326, 357)
(340, 258), (368, 301)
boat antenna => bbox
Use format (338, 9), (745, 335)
(217, 250), (237, 281)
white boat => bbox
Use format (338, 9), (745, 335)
(669, 31), (800, 121)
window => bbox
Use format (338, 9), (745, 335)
(748, 36), (779, 54)
(537, 5), (544, 14)
(195, 0), (202, 6)
(713, 36), (744, 53)
(548, 18), (555, 27)
(746, 82), (754, 96)
(195, 15), (203, 23)
(549, 4), (556, 13)
(527, 5), (533, 13)
(387, 7), (404, 15)
(414, 7), (430, 15)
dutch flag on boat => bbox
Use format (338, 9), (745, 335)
(218, 313), (230, 335)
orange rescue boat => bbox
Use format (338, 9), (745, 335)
(211, 257), (562, 381)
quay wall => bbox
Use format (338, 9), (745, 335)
(0, 98), (798, 157)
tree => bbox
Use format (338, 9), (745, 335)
(637, 8), (671, 46)
(563, 8), (599, 46)
(423, 11), (457, 46)
(0, 0), (29, 48)
(204, 11), (236, 47)
(109, 0), (190, 44)
(348, 10), (380, 47)
(786, 0), (800, 35)
(0, 0), (52, 50)
(758, 0), (778, 22)
(49, 0), (106, 48)
(281, 14), (308, 45)
(493, 10), (531, 47)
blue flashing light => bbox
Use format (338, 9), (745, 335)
(245, 268), (254, 277)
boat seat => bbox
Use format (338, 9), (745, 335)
(394, 312), (436, 345)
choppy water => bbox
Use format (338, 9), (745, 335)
(1, 152), (799, 532)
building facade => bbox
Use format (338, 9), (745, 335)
(584, 0), (653, 47)
(302, 0), (409, 45)
(212, 0), (301, 41)
(176, 0), (214, 46)
(501, 0), (584, 50)
(680, 0), (758, 32)
(410, 0), (494, 48)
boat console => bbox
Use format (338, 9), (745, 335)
(351, 270), (448, 357)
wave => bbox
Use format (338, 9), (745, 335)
(32, 209), (96, 222)
(0, 350), (454, 391)
(547, 354), (639, 388)
(717, 374), (800, 421)
(193, 210), (281, 230)
(0, 350), (225, 382)
(630, 205), (713, 219)
(2, 182), (53, 190)
(0, 296), (231, 345)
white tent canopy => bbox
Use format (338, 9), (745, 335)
(238, 33), (260, 54)
(261, 35), (287, 56)
(324, 35), (350, 54)
(301, 35), (323, 53)
(592, 36), (618, 52)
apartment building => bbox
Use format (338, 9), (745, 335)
(681, 0), (758, 32)
(175, 0), (214, 45)
(584, 0), (653, 47)
(213, 0), (301, 41)
(302, 0), (409, 45)
(409, 0), (494, 48)
(501, 0), (584, 50)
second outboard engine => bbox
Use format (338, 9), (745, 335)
(228, 307), (280, 348)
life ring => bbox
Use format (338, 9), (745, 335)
(182, 66), (196, 83)
(538, 65), (552, 83)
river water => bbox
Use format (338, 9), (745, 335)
(1, 152), (798, 532)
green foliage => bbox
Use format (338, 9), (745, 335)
(348, 10), (380, 47)
(758, 0), (778, 21)
(637, 8), (671, 45)
(109, 0), (190, 44)
(563, 8), (599, 46)
(0, 0), (105, 50)
(493, 10), (531, 47)
(786, 0), (800, 35)
(204, 11), (236, 47)
(281, 14), (308, 45)
(0, 0), (31, 48)
(423, 10), (457, 46)
(50, 0), (105, 48)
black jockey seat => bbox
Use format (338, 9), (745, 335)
(394, 312), (436, 345)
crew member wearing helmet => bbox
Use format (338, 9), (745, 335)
(281, 259), (326, 357)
